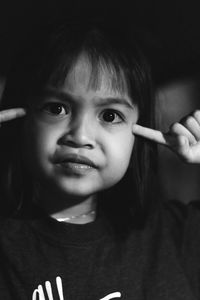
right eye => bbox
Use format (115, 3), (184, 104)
(41, 102), (69, 116)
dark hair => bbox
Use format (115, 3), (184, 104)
(0, 20), (157, 231)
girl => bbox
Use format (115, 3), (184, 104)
(0, 20), (200, 300)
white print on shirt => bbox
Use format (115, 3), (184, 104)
(32, 276), (64, 300)
(32, 276), (122, 300)
(100, 292), (122, 299)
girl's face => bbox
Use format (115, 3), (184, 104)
(23, 54), (138, 200)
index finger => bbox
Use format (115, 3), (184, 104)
(132, 124), (168, 145)
(0, 108), (26, 123)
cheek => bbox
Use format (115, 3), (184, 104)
(22, 119), (58, 166)
(104, 131), (135, 175)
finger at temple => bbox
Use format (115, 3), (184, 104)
(0, 108), (26, 123)
(132, 124), (167, 145)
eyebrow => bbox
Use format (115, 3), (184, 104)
(94, 97), (134, 110)
(43, 88), (135, 110)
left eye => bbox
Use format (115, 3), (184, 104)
(100, 110), (123, 123)
(41, 103), (69, 115)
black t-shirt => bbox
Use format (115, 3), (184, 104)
(0, 200), (200, 300)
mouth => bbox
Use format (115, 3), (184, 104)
(54, 154), (97, 174)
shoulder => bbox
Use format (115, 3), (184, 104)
(127, 199), (200, 253)
(149, 200), (200, 252)
(158, 200), (200, 295)
(0, 215), (32, 245)
(158, 199), (200, 230)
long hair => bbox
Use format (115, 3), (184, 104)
(0, 20), (157, 229)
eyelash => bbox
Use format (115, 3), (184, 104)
(40, 102), (69, 116)
(39, 102), (125, 124)
(99, 109), (125, 124)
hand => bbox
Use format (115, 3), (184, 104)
(0, 108), (26, 125)
(132, 110), (200, 164)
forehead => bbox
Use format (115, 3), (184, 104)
(63, 53), (129, 97)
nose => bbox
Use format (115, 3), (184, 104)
(59, 113), (96, 149)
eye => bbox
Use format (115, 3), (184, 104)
(41, 102), (69, 116)
(100, 109), (124, 124)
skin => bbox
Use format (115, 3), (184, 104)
(0, 108), (26, 123)
(2, 57), (200, 222)
(132, 110), (200, 163)
(21, 54), (139, 221)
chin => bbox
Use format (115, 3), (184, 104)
(56, 182), (99, 199)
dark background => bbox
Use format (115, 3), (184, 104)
(0, 0), (200, 82)
(0, 0), (200, 202)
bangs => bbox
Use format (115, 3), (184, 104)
(88, 55), (129, 95)
(1, 24), (149, 110)
(48, 50), (130, 97)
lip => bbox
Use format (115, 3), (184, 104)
(54, 153), (97, 168)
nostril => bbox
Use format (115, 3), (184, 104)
(64, 140), (77, 147)
(58, 136), (78, 147)
(58, 134), (95, 149)
(59, 117), (96, 148)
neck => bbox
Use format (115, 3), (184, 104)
(33, 186), (97, 224)
(51, 197), (97, 224)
